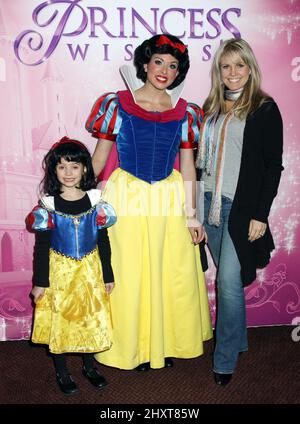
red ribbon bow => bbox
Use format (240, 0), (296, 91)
(156, 35), (186, 53)
(50, 136), (86, 151)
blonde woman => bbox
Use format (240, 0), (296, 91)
(196, 38), (283, 386)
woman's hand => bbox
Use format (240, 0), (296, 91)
(31, 286), (45, 304)
(248, 219), (267, 242)
(187, 219), (208, 245)
(180, 149), (204, 245)
(105, 282), (115, 294)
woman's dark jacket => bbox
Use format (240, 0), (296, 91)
(228, 100), (283, 286)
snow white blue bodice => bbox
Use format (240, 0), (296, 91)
(86, 89), (203, 184)
(117, 102), (184, 183)
(27, 190), (116, 260)
(47, 206), (113, 259)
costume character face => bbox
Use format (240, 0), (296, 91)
(144, 54), (179, 90)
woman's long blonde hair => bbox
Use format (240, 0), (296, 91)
(203, 38), (271, 119)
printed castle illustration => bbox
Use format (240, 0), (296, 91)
(0, 8), (68, 340)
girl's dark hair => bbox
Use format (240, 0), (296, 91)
(40, 137), (96, 196)
(134, 34), (190, 90)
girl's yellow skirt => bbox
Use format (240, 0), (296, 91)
(31, 249), (112, 354)
(96, 168), (212, 369)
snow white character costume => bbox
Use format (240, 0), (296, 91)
(27, 190), (116, 354)
(86, 35), (213, 370)
(26, 138), (117, 394)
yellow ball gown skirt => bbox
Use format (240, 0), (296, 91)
(31, 249), (112, 354)
(95, 168), (213, 369)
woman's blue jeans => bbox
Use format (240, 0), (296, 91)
(204, 192), (248, 374)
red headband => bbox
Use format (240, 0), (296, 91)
(50, 136), (86, 151)
(155, 35), (186, 54)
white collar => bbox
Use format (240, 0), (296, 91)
(40, 195), (55, 211)
(87, 189), (102, 206)
(40, 189), (102, 211)
(119, 65), (185, 108)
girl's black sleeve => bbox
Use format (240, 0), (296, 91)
(33, 231), (51, 287)
(97, 228), (114, 284)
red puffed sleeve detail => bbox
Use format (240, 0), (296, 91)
(180, 103), (203, 149)
(85, 92), (121, 141)
(26, 206), (55, 232)
(96, 202), (117, 229)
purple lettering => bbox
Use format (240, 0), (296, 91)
(160, 8), (186, 38)
(188, 9), (204, 39)
(206, 9), (222, 40)
(131, 8), (158, 38)
(13, 4), (243, 66)
(103, 44), (109, 61)
(222, 8), (241, 38)
(14, 0), (87, 66)
(67, 43), (89, 60)
(202, 44), (212, 61)
(88, 7), (116, 38)
(124, 44), (134, 61)
(117, 7), (126, 38)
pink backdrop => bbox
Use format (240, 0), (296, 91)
(0, 0), (299, 340)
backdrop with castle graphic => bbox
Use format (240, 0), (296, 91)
(0, 0), (299, 340)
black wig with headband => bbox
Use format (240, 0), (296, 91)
(134, 34), (190, 90)
(40, 136), (96, 196)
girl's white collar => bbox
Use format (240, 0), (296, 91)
(40, 189), (102, 211)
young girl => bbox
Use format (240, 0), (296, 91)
(85, 34), (213, 371)
(26, 137), (117, 395)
